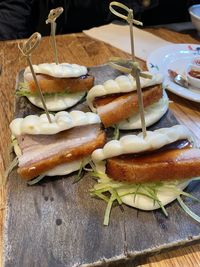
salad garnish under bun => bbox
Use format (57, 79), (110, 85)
(18, 63), (94, 111)
(87, 72), (168, 129)
(90, 125), (200, 225)
(10, 111), (106, 181)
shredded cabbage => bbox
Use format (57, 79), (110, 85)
(27, 175), (45, 185)
(4, 157), (19, 185)
(90, 169), (200, 226)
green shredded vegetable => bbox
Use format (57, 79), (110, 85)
(73, 161), (85, 184)
(73, 160), (95, 184)
(104, 193), (116, 226)
(4, 157), (18, 185)
(90, 168), (200, 226)
(177, 196), (200, 223)
(113, 125), (120, 140)
(27, 174), (45, 185)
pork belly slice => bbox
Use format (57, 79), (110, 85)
(94, 85), (162, 127)
(17, 124), (106, 180)
(106, 147), (200, 183)
(26, 74), (94, 94)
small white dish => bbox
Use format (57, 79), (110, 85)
(189, 4), (200, 36)
(147, 44), (200, 102)
(187, 64), (200, 89)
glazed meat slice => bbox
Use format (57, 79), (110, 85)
(94, 85), (162, 127)
(26, 73), (94, 94)
(106, 147), (200, 183)
(17, 124), (106, 180)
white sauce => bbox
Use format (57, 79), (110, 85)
(24, 63), (87, 78)
(10, 111), (100, 136)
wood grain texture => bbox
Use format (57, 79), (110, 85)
(0, 27), (200, 267)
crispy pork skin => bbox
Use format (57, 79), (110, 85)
(106, 148), (200, 183)
(18, 124), (106, 180)
(95, 85), (162, 127)
(27, 74), (94, 94)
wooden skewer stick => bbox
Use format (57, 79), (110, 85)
(18, 32), (52, 123)
(109, 1), (147, 138)
(128, 9), (135, 62)
(109, 1), (142, 61)
(131, 64), (147, 138)
(46, 7), (64, 64)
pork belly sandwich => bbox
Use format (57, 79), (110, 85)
(10, 111), (106, 182)
(18, 63), (94, 111)
(90, 125), (200, 225)
(86, 72), (168, 130)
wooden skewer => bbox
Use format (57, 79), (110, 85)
(132, 66), (147, 138)
(46, 7), (64, 64)
(128, 9), (135, 62)
(18, 32), (52, 123)
(109, 1), (147, 138)
(51, 21), (58, 64)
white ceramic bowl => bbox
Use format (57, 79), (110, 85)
(189, 4), (200, 35)
(187, 64), (200, 89)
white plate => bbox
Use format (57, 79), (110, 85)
(147, 43), (200, 102)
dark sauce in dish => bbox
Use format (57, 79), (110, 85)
(188, 70), (200, 79)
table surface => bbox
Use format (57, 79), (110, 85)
(1, 26), (200, 267)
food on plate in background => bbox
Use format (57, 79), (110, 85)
(187, 64), (200, 89)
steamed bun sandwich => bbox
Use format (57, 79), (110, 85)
(90, 125), (200, 225)
(86, 72), (169, 129)
(17, 63), (94, 111)
(9, 111), (106, 183)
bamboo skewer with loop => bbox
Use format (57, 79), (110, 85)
(46, 7), (64, 64)
(18, 32), (52, 123)
(109, 1), (150, 138)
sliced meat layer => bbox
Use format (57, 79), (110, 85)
(95, 85), (162, 127)
(18, 124), (106, 180)
(26, 74), (94, 94)
(106, 147), (200, 183)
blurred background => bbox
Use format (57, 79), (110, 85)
(0, 0), (200, 40)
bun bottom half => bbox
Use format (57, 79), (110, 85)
(119, 181), (189, 211)
(27, 92), (86, 111)
(43, 157), (90, 177)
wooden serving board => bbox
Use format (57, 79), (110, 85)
(4, 65), (200, 267)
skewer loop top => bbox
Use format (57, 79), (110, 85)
(46, 7), (64, 24)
